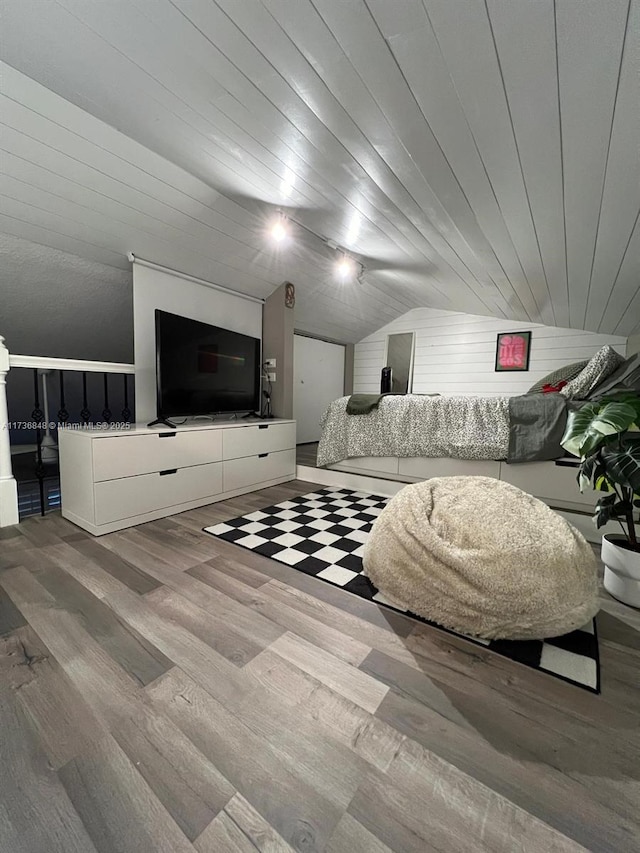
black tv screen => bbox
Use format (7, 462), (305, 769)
(155, 310), (260, 416)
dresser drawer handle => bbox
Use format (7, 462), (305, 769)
(258, 424), (268, 430)
(159, 432), (176, 438)
(159, 469), (177, 476)
(258, 453), (268, 458)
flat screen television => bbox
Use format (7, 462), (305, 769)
(155, 310), (260, 419)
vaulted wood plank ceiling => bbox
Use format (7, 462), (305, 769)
(1, 0), (638, 342)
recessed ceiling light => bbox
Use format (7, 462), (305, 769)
(269, 216), (289, 244)
(335, 255), (356, 280)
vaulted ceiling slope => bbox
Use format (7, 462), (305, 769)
(1, 0), (638, 343)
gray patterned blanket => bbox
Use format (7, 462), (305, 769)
(317, 394), (567, 467)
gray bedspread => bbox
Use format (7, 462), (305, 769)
(317, 393), (568, 467)
(507, 393), (569, 462)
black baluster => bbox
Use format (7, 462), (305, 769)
(121, 373), (131, 423)
(80, 372), (91, 425)
(57, 371), (69, 423)
(102, 374), (112, 424)
(32, 369), (46, 516)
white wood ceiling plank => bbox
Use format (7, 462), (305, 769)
(3, 93), (401, 309)
(53, 0), (334, 213)
(292, 293), (388, 340)
(423, 0), (556, 325)
(0, 145), (356, 298)
(289, 280), (411, 327)
(0, 128), (269, 262)
(0, 148), (282, 273)
(306, 0), (537, 323)
(585, 0), (640, 332)
(259, 0), (516, 320)
(363, 269), (461, 314)
(216, 0), (507, 319)
(368, 0), (544, 323)
(166, 0), (460, 268)
(486, 0), (569, 329)
(137, 0), (421, 263)
(0, 65), (264, 235)
(259, 238), (420, 317)
(603, 214), (640, 335)
(555, 0), (631, 328)
(154, 0), (502, 316)
(1, 5), (504, 322)
(1, 2), (636, 340)
(0, 3), (302, 208)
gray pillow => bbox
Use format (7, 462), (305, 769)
(528, 360), (589, 393)
(589, 351), (640, 398)
(560, 345), (626, 400)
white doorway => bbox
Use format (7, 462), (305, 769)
(294, 335), (345, 444)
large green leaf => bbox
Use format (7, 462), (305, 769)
(578, 453), (609, 492)
(589, 401), (637, 434)
(600, 441), (640, 492)
(580, 402), (637, 457)
(602, 392), (640, 423)
(593, 492), (633, 529)
(561, 401), (638, 459)
(561, 403), (600, 457)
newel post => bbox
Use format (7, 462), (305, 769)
(0, 336), (19, 527)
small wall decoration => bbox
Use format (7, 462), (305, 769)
(495, 331), (531, 371)
(284, 281), (295, 309)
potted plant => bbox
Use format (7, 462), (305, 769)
(561, 394), (640, 607)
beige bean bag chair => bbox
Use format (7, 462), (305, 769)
(363, 476), (598, 640)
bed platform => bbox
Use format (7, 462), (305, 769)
(325, 455), (599, 515)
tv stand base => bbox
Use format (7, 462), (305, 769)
(147, 417), (177, 429)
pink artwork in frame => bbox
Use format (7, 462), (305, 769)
(495, 331), (531, 371)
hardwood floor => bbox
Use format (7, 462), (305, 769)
(296, 442), (319, 467)
(1, 479), (638, 853)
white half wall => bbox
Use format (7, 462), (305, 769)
(354, 308), (627, 397)
(133, 262), (262, 422)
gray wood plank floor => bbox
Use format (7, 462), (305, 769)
(1, 479), (638, 853)
(296, 443), (319, 467)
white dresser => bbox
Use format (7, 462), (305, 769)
(59, 419), (296, 535)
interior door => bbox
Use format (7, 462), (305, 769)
(294, 335), (345, 444)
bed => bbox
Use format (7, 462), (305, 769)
(317, 392), (566, 468)
(314, 345), (631, 521)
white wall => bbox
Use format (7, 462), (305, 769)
(294, 335), (345, 443)
(354, 308), (627, 397)
(626, 334), (640, 356)
(133, 263), (262, 422)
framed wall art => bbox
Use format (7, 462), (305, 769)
(495, 331), (531, 372)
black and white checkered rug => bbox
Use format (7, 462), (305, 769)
(204, 488), (600, 693)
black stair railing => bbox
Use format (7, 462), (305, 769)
(25, 368), (134, 518)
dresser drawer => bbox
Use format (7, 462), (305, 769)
(223, 422), (295, 460)
(223, 449), (296, 492)
(92, 430), (222, 481)
(94, 461), (223, 524)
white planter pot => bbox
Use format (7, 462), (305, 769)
(601, 534), (640, 608)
